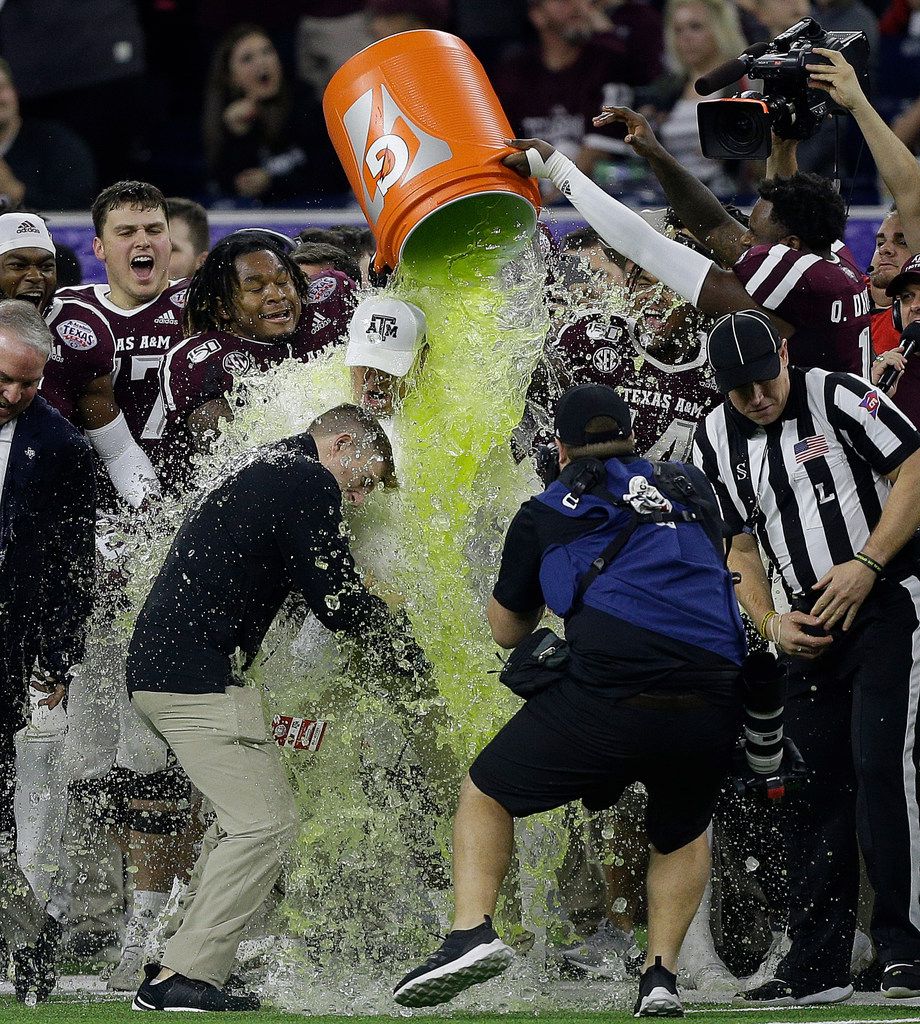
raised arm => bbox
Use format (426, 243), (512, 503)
(807, 48), (920, 251)
(591, 105), (749, 266)
(504, 139), (792, 331)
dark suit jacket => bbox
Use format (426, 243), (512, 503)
(0, 395), (96, 741)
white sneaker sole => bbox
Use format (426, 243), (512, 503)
(132, 998), (208, 1013)
(635, 987), (684, 1017)
(394, 940), (513, 1007)
(883, 986), (920, 998)
(733, 983), (853, 1008)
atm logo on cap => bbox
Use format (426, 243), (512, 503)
(342, 84), (452, 224)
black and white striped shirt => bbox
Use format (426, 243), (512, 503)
(692, 367), (920, 598)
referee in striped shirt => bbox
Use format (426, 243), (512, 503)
(693, 310), (920, 1006)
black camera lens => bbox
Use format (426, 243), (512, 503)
(698, 99), (773, 159)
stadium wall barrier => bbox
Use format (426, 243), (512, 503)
(45, 207), (889, 286)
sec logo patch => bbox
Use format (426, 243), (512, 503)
(223, 351), (254, 375)
(57, 320), (97, 351)
(592, 346), (619, 373)
(170, 288), (188, 309)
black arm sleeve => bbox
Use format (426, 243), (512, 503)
(37, 437), (96, 679)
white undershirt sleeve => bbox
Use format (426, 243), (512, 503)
(528, 148), (715, 307)
(85, 411), (161, 509)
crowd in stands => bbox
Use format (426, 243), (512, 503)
(5, 0), (920, 1015)
(2, 0), (920, 210)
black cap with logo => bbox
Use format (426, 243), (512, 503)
(886, 253), (920, 298)
(707, 310), (782, 394)
(555, 384), (633, 446)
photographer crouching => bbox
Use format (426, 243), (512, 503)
(693, 311), (920, 1005)
(393, 384), (750, 1017)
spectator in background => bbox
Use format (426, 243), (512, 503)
(638, 0), (749, 198)
(296, 3), (372, 96)
(492, 0), (662, 186)
(452, 0), (530, 70)
(0, 60), (95, 211)
(0, 0), (148, 187)
(202, 24), (347, 206)
(367, 0), (452, 39)
(165, 198), (210, 281)
(292, 241), (362, 285)
(756, 0), (810, 37)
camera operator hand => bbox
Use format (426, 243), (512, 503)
(591, 106), (667, 163)
(770, 610), (834, 659)
(805, 47), (865, 111)
(872, 348), (907, 396)
(810, 558), (878, 631)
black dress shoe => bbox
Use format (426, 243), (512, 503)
(132, 965), (261, 1012)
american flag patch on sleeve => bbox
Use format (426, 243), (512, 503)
(793, 434), (830, 463)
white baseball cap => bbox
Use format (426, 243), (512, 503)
(0, 213), (55, 257)
(345, 295), (427, 378)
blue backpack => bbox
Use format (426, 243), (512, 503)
(536, 457), (745, 666)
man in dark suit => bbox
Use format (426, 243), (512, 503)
(0, 298), (96, 1002)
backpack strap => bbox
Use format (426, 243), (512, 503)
(571, 509), (641, 611)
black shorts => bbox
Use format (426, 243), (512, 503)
(469, 674), (741, 854)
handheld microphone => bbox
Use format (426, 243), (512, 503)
(695, 42), (770, 96)
(879, 320), (920, 392)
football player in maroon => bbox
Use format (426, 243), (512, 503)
(57, 182), (189, 476)
(162, 234), (354, 470)
(0, 211), (158, 506)
(506, 111), (872, 378)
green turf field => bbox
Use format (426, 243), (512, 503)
(3, 1001), (920, 1024)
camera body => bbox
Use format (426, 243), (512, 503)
(697, 18), (869, 159)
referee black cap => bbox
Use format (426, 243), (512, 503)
(708, 310), (782, 394)
(555, 384), (632, 445)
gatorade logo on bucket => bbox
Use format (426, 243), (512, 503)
(342, 83), (452, 223)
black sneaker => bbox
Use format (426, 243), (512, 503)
(13, 914), (61, 1004)
(393, 916), (513, 1007)
(132, 964), (261, 1011)
(634, 957), (682, 1017)
(882, 961), (920, 998)
(733, 978), (854, 1007)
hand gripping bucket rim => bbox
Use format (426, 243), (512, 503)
(323, 29), (541, 270)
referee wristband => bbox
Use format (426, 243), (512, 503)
(854, 551), (883, 575)
(760, 610), (777, 639)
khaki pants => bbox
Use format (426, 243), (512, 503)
(132, 687), (298, 987)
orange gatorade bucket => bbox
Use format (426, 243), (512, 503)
(323, 30), (541, 272)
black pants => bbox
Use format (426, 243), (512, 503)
(778, 575), (920, 990)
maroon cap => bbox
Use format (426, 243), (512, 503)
(886, 253), (920, 297)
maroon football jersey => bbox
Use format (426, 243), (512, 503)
(41, 296), (117, 423)
(529, 312), (721, 461)
(162, 330), (289, 424)
(55, 280), (189, 466)
(733, 243), (871, 377)
(290, 270), (356, 362)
